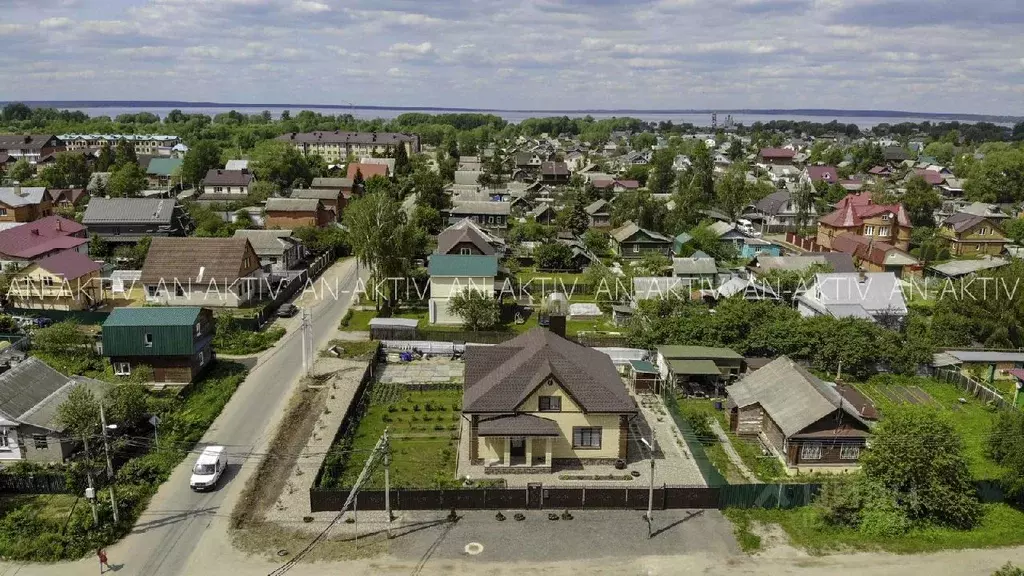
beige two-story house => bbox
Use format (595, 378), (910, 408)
(465, 328), (637, 472)
(937, 213), (1009, 257)
(816, 192), (911, 251)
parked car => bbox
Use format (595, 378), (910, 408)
(276, 303), (299, 318)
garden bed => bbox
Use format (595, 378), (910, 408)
(317, 384), (463, 489)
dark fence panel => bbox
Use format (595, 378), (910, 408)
(624, 487), (663, 510)
(581, 488), (628, 509)
(397, 490), (443, 510)
(719, 483), (821, 509)
(355, 490), (387, 510)
(485, 488), (527, 509)
(440, 490), (487, 509)
(0, 473), (68, 494)
(543, 487), (584, 509)
(664, 486), (719, 509)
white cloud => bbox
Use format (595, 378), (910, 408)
(39, 17), (72, 29)
(292, 0), (329, 13)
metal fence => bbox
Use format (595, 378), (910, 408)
(309, 483), (819, 513)
(0, 472), (68, 494)
(369, 327), (629, 348)
(933, 367), (1011, 409)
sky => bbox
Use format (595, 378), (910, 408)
(1, 0), (1023, 115)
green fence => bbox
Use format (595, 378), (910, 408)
(718, 483), (821, 509)
(662, 390), (728, 487)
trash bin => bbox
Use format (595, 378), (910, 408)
(714, 400), (723, 411)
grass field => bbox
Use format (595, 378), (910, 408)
(0, 494), (78, 524)
(854, 376), (1005, 479)
(339, 309), (376, 331)
(328, 385), (463, 489)
(726, 503), (1024, 555)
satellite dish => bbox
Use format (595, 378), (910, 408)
(1016, 381), (1023, 390)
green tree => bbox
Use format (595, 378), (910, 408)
(448, 288), (500, 331)
(351, 168), (365, 196)
(963, 147), (1024, 203)
(89, 234), (109, 259)
(902, 176), (942, 227)
(987, 410), (1024, 505)
(610, 188), (665, 231)
(1, 102), (32, 122)
(622, 164), (650, 187)
(684, 140), (715, 204)
(556, 193), (590, 236)
(107, 162), (147, 197)
(413, 169), (448, 210)
(55, 385), (101, 440)
(411, 204), (443, 236)
(342, 191), (416, 308)
(714, 165), (750, 220)
(250, 140), (312, 189)
(394, 142), (411, 177)
(630, 132), (656, 150)
(38, 153), (91, 188)
(180, 140), (223, 189)
(923, 141), (955, 165)
(363, 175), (394, 197)
(95, 142), (115, 172)
(534, 243), (574, 271)
(645, 149), (676, 195)
(635, 252), (671, 276)
(1003, 218), (1024, 244)
(8, 158), (32, 182)
(861, 405), (981, 529)
(582, 229), (609, 256)
(106, 383), (148, 428)
(726, 140), (745, 162)
(32, 320), (94, 357)
(757, 262), (832, 303)
(114, 139), (137, 168)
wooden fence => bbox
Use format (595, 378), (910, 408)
(933, 367), (1011, 409)
(0, 472), (68, 494)
(309, 483), (820, 513)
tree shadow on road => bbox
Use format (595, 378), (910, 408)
(650, 510), (705, 539)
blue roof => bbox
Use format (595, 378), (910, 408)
(103, 306), (202, 327)
(427, 254), (498, 277)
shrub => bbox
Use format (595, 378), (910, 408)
(678, 404), (714, 444)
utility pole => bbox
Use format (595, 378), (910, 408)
(641, 435), (656, 539)
(300, 309), (313, 376)
(383, 428), (392, 539)
(82, 437), (99, 526)
(99, 403), (119, 523)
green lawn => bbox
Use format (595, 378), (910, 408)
(725, 504), (1024, 555)
(321, 386), (463, 489)
(854, 376), (1006, 480)
(0, 494), (78, 524)
(674, 397), (786, 483)
(339, 309), (376, 331)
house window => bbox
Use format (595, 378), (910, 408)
(572, 427), (602, 449)
(0, 208), (7, 217)
(146, 285), (157, 297)
(881, 213), (892, 221)
(144, 333), (153, 347)
(175, 285), (185, 297)
(114, 362), (131, 376)
(799, 443), (822, 461)
(632, 244), (639, 253)
(0, 429), (8, 448)
(460, 247), (472, 255)
(488, 216), (495, 224)
(538, 396), (561, 412)
(195, 322), (202, 336)
(879, 226), (890, 237)
(864, 225), (874, 236)
(979, 227), (989, 236)
(32, 434), (48, 449)
(43, 277), (54, 287)
(214, 186), (223, 193)
(840, 445), (861, 460)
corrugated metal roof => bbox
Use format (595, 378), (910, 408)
(667, 359), (722, 375)
(0, 358), (72, 429)
(104, 307), (202, 327)
(657, 345), (743, 360)
(427, 254), (497, 277)
(629, 359), (658, 373)
(82, 198), (176, 225)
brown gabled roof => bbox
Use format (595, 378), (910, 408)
(347, 163), (389, 180)
(436, 224), (495, 255)
(540, 161), (569, 176)
(943, 212), (997, 233)
(759, 148), (795, 159)
(463, 328), (636, 414)
(140, 237), (255, 285)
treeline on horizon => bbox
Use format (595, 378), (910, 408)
(2, 102), (1021, 149)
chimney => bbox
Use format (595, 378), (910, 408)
(546, 292), (568, 339)
(12, 184), (21, 197)
(56, 219), (62, 231)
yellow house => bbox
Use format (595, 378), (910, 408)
(937, 213), (1009, 257)
(427, 254), (497, 325)
(465, 328), (637, 471)
(8, 250), (103, 311)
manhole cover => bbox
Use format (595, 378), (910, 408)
(464, 542), (484, 556)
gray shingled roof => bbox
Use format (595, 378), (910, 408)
(19, 376), (112, 431)
(449, 201), (510, 216)
(727, 356), (866, 438)
(436, 224), (494, 255)
(463, 328), (636, 414)
(83, 198), (176, 224)
(265, 198), (322, 212)
(0, 358), (72, 427)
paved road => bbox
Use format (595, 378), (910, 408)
(0, 258), (363, 576)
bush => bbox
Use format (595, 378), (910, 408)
(678, 404), (714, 444)
(116, 449), (182, 486)
(213, 317), (285, 355)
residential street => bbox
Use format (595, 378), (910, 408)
(0, 258), (362, 576)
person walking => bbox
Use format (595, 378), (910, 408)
(97, 548), (111, 574)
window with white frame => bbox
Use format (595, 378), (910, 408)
(195, 322), (202, 336)
(114, 362), (131, 376)
(0, 428), (9, 448)
(840, 445), (861, 460)
(33, 434), (48, 449)
(879, 226), (890, 237)
(632, 244), (640, 253)
(460, 247), (472, 255)
(144, 333), (153, 347)
(198, 350), (205, 365)
(799, 442), (822, 461)
(864, 225), (875, 236)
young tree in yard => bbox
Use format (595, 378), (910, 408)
(106, 383), (148, 428)
(414, 169), (448, 210)
(351, 168), (365, 196)
(39, 153), (91, 188)
(56, 385), (101, 440)
(861, 405), (981, 529)
(411, 204), (443, 236)
(714, 165), (750, 221)
(987, 410), (1024, 505)
(448, 288), (500, 331)
(636, 251), (671, 276)
(582, 229), (609, 256)
(343, 191), (416, 308)
(534, 243), (574, 271)
(8, 158), (32, 182)
(107, 162), (147, 197)
(180, 140), (223, 189)
(902, 176), (943, 227)
(557, 193), (590, 237)
(114, 139), (138, 168)
(394, 142), (411, 177)
(95, 142), (115, 172)
(645, 149), (676, 195)
(363, 175), (394, 197)
(89, 234), (109, 260)
(610, 188), (665, 231)
(250, 139), (312, 189)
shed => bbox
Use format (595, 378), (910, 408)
(627, 359), (661, 394)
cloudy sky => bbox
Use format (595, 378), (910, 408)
(1, 0), (1023, 114)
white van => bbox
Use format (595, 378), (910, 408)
(190, 446), (226, 491)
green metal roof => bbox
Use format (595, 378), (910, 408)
(427, 254), (498, 277)
(667, 359), (723, 375)
(104, 307), (201, 328)
(146, 157), (183, 177)
(629, 359), (658, 373)
(657, 345), (743, 360)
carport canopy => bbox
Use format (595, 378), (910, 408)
(629, 359), (659, 374)
(667, 359), (722, 375)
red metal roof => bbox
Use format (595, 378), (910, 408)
(0, 216), (87, 260)
(34, 250), (102, 280)
(819, 192), (911, 228)
(346, 163), (389, 180)
(913, 169), (945, 186)
(806, 166), (839, 182)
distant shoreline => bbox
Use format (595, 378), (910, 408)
(4, 100), (1020, 123)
